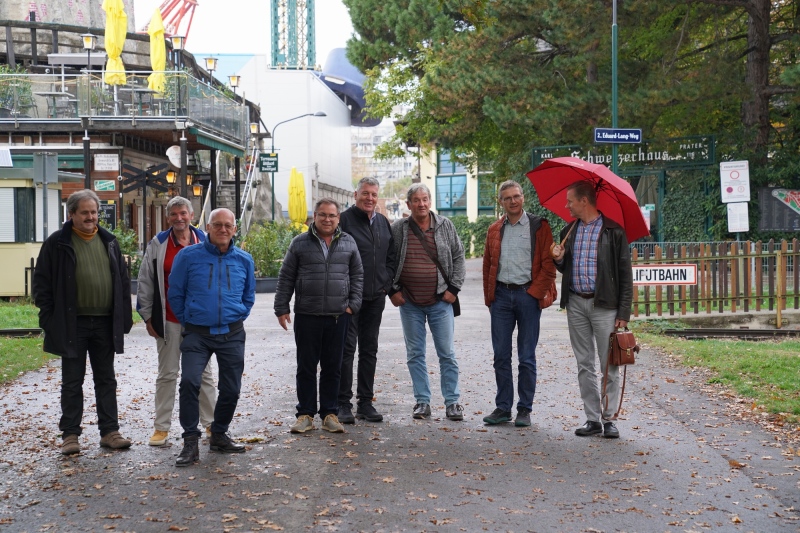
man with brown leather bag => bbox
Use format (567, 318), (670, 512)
(551, 180), (633, 439)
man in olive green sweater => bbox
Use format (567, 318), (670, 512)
(33, 189), (133, 455)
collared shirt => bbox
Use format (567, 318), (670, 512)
(570, 214), (603, 293)
(497, 212), (532, 285)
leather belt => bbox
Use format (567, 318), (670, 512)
(498, 282), (531, 290)
(571, 290), (595, 299)
(184, 320), (244, 335)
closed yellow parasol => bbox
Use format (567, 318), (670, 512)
(102, 0), (128, 86)
(288, 167), (308, 231)
(147, 8), (166, 94)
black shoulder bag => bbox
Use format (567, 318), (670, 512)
(407, 219), (461, 317)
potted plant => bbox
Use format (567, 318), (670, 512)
(240, 221), (303, 292)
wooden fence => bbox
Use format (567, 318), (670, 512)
(631, 240), (798, 326)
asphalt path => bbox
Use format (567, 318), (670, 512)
(0, 258), (798, 532)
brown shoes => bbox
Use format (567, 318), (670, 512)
(99, 431), (132, 449)
(61, 434), (80, 455)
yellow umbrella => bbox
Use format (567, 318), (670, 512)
(102, 0), (128, 86)
(288, 167), (308, 230)
(147, 8), (166, 94)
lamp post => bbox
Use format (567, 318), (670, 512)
(204, 57), (218, 85)
(228, 75), (240, 95)
(267, 111), (326, 221)
(81, 33), (96, 72)
(611, 0), (619, 175)
(171, 36), (185, 116)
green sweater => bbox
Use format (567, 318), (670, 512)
(73, 234), (113, 316)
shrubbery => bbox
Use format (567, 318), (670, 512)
(240, 221), (303, 277)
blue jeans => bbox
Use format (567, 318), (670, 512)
(398, 299), (460, 406)
(490, 285), (541, 412)
(179, 328), (246, 438)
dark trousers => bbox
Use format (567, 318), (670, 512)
(294, 313), (351, 418)
(60, 316), (119, 438)
(338, 297), (386, 407)
(179, 328), (246, 438)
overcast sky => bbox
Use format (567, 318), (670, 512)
(132, 0), (354, 60)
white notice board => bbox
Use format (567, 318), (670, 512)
(720, 160), (750, 203)
(727, 202), (749, 233)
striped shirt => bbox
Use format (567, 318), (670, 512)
(399, 226), (439, 306)
(570, 214), (603, 294)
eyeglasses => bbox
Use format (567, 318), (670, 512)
(210, 222), (236, 231)
(315, 213), (339, 220)
(501, 194), (523, 203)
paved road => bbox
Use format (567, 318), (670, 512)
(1, 259), (798, 532)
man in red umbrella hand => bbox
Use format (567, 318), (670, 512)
(551, 180), (633, 439)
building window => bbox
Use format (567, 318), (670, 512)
(436, 150), (467, 217)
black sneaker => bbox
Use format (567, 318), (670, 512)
(412, 403), (431, 419)
(574, 420), (603, 436)
(356, 403), (384, 422)
(514, 408), (532, 427)
(445, 403), (464, 421)
(338, 405), (355, 425)
(483, 408), (512, 425)
(209, 432), (246, 453)
(603, 421), (620, 439)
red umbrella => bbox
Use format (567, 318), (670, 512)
(526, 157), (650, 243)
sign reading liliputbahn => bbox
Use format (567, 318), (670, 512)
(632, 264), (697, 286)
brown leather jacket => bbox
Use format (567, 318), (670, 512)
(483, 213), (557, 307)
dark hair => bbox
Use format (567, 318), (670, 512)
(314, 197), (340, 213)
(567, 180), (597, 206)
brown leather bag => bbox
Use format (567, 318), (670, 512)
(602, 328), (640, 420)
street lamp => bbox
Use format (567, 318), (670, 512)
(204, 57), (218, 85)
(228, 75), (240, 95)
(267, 111), (326, 220)
(170, 36), (186, 116)
(81, 33), (96, 72)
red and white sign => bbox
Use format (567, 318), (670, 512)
(720, 160), (750, 203)
(632, 264), (697, 286)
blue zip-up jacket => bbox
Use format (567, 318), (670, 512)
(168, 238), (256, 334)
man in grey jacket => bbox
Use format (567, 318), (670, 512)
(275, 198), (364, 434)
(137, 196), (216, 447)
(390, 184), (466, 421)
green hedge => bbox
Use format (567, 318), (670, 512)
(448, 215), (496, 258)
(241, 221), (303, 277)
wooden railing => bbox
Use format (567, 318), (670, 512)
(632, 240), (798, 327)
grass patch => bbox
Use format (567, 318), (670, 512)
(0, 336), (56, 385)
(631, 324), (800, 424)
(0, 299), (39, 329)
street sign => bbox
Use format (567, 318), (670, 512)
(94, 179), (116, 192)
(727, 202), (749, 233)
(632, 264), (697, 286)
(98, 202), (117, 230)
(720, 160), (750, 203)
(259, 153), (278, 173)
(594, 128), (642, 144)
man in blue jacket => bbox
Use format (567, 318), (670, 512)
(168, 208), (255, 466)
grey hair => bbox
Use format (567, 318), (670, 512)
(314, 197), (340, 213)
(356, 177), (380, 192)
(208, 208), (236, 224)
(498, 180), (523, 197)
(66, 189), (101, 215)
(405, 183), (431, 202)
(166, 196), (193, 215)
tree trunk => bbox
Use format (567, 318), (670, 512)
(741, 0), (771, 160)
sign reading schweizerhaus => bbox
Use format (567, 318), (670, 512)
(632, 264), (697, 286)
(532, 135), (715, 171)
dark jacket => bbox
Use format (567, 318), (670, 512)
(32, 220), (133, 358)
(274, 224), (364, 317)
(168, 238), (256, 335)
(338, 205), (396, 301)
(554, 215), (633, 321)
(483, 213), (557, 307)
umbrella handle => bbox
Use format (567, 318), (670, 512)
(550, 221), (577, 258)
